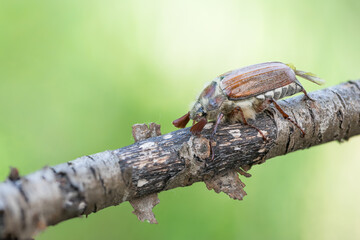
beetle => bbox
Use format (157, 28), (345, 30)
(173, 62), (324, 141)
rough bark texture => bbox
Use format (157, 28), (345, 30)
(129, 123), (161, 224)
(0, 80), (360, 239)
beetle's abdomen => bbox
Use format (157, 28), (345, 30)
(254, 82), (303, 101)
(219, 62), (297, 100)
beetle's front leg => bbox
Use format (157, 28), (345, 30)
(211, 113), (224, 138)
(210, 113), (224, 160)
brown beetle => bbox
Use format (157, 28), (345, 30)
(173, 62), (324, 140)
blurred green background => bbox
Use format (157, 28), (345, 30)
(0, 0), (360, 239)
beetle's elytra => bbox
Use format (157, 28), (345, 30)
(173, 62), (324, 140)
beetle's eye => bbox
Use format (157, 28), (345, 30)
(197, 106), (204, 115)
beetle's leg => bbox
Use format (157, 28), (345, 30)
(301, 88), (315, 102)
(211, 113), (224, 138)
(269, 98), (306, 137)
(236, 107), (267, 141)
(294, 80), (315, 102)
(210, 113), (224, 160)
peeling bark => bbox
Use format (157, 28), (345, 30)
(0, 80), (360, 239)
(205, 170), (247, 200)
(130, 194), (160, 224)
(129, 123), (161, 224)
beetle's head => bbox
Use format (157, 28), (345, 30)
(172, 80), (225, 134)
(172, 101), (208, 134)
(189, 101), (208, 134)
(189, 102), (206, 121)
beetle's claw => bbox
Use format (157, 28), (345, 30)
(302, 93), (315, 102)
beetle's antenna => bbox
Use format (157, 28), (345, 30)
(294, 70), (325, 85)
(286, 63), (325, 85)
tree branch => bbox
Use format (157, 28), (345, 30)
(1, 80), (360, 239)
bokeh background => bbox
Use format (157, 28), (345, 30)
(1, 0), (360, 239)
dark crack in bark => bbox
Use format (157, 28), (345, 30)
(86, 155), (95, 162)
(344, 122), (352, 141)
(307, 104), (316, 137)
(89, 167), (97, 179)
(98, 173), (107, 195)
(285, 132), (292, 154)
(349, 80), (360, 91)
(333, 90), (347, 110)
(54, 171), (86, 218)
(336, 109), (344, 130)
(16, 185), (29, 204)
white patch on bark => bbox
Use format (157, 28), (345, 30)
(139, 142), (156, 150)
(229, 129), (241, 138)
(153, 156), (169, 164)
(258, 148), (266, 153)
(219, 143), (231, 147)
(137, 179), (148, 187)
(163, 134), (173, 139)
(257, 130), (268, 138)
(203, 123), (214, 129)
(78, 201), (86, 212)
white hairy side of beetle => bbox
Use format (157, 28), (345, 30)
(221, 97), (258, 123)
(220, 82), (304, 124)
